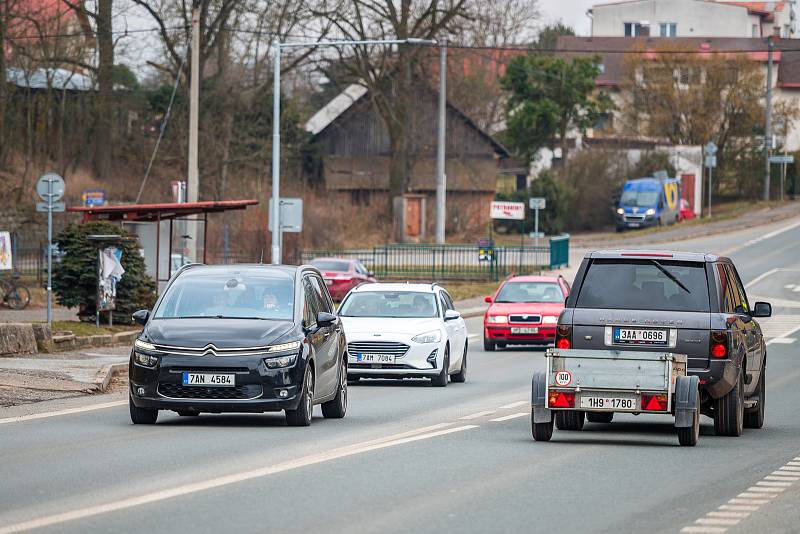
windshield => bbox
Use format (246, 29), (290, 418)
(154, 271), (295, 320)
(576, 259), (710, 312)
(495, 282), (563, 303)
(620, 189), (659, 208)
(311, 259), (350, 272)
(339, 291), (439, 318)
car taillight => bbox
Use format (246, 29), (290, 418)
(548, 391), (575, 408)
(641, 393), (668, 411)
(710, 330), (728, 359)
(556, 325), (572, 349)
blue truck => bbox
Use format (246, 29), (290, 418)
(614, 175), (681, 231)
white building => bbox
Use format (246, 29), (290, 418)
(589, 0), (796, 38)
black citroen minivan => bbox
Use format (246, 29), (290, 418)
(128, 264), (347, 426)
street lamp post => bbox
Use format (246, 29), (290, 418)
(270, 37), (436, 265)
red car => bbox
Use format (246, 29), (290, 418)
(310, 257), (376, 301)
(483, 275), (571, 351)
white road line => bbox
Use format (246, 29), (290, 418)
(707, 511), (750, 519)
(738, 492), (774, 499)
(0, 401), (127, 425)
(746, 486), (785, 493)
(764, 475), (800, 482)
(756, 480), (793, 488)
(489, 412), (528, 422)
(744, 268), (781, 290)
(768, 338), (796, 344)
(459, 410), (496, 420)
(720, 504), (759, 511)
(695, 518), (740, 526)
(0, 424), (478, 534)
(771, 470), (800, 477)
(728, 499), (769, 505)
(766, 325), (800, 346)
(786, 461), (800, 466)
(778, 466), (800, 472)
(498, 400), (528, 409)
(681, 527), (727, 533)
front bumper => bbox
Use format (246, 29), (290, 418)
(616, 214), (657, 229)
(129, 352), (306, 413)
(346, 339), (443, 378)
(484, 325), (556, 345)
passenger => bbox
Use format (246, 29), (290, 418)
(412, 295), (433, 316)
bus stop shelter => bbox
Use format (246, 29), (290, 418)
(68, 200), (258, 289)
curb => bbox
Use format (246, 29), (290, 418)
(460, 307), (487, 319)
(96, 362), (128, 393)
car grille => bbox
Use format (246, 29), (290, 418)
(168, 367), (251, 374)
(509, 314), (541, 324)
(157, 383), (262, 400)
(347, 341), (410, 357)
(624, 214), (646, 222)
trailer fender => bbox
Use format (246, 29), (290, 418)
(532, 372), (552, 424)
(674, 375), (700, 428)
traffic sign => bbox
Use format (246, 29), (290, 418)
(529, 197), (546, 210)
(81, 188), (106, 207)
(36, 202), (65, 212)
(268, 198), (303, 233)
(704, 142), (717, 156)
(769, 155), (794, 164)
(36, 173), (65, 202)
(490, 201), (525, 220)
(704, 155), (717, 168)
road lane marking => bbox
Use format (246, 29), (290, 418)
(771, 470), (800, 476)
(498, 400), (528, 409)
(459, 410), (495, 420)
(720, 504), (759, 511)
(778, 466), (800, 471)
(756, 480), (792, 487)
(737, 492), (774, 499)
(786, 461), (800, 466)
(0, 424), (479, 533)
(695, 518), (740, 526)
(728, 499), (769, 505)
(768, 337), (796, 344)
(736, 221), (800, 257)
(0, 401), (127, 425)
(764, 475), (800, 481)
(707, 511), (749, 519)
(746, 486), (784, 493)
(766, 324), (800, 346)
(489, 412), (528, 422)
(680, 527), (727, 533)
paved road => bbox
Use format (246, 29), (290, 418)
(1, 218), (800, 534)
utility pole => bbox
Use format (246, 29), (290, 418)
(271, 40), (281, 264)
(434, 39), (447, 244)
(187, 4), (200, 261)
(764, 36), (774, 201)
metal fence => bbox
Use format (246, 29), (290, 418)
(11, 247), (44, 281)
(298, 236), (569, 281)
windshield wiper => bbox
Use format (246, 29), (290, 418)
(650, 260), (691, 294)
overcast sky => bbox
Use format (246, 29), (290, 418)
(538, 0), (596, 36)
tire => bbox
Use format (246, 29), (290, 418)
(129, 394), (158, 424)
(451, 345), (467, 383)
(744, 368), (766, 429)
(586, 412), (614, 424)
(431, 347), (449, 387)
(555, 410), (584, 431)
(6, 285), (30, 310)
(713, 369), (744, 437)
(483, 337), (495, 352)
(286, 365), (314, 427)
(678, 402), (700, 447)
(531, 412), (554, 442)
(322, 358), (347, 419)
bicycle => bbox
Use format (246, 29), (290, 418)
(0, 273), (31, 310)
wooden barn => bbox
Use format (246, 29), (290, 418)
(304, 82), (509, 240)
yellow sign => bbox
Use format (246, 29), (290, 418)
(664, 182), (679, 211)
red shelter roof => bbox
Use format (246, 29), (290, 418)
(67, 199), (258, 223)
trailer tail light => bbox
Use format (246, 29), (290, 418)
(556, 325), (572, 350)
(710, 330), (728, 359)
(548, 391), (575, 408)
(641, 393), (668, 411)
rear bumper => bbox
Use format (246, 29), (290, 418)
(484, 325), (556, 345)
(689, 358), (738, 400)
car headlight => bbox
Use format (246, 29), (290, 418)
(266, 341), (302, 353)
(616, 208), (624, 215)
(487, 315), (508, 324)
(134, 351), (158, 367)
(542, 316), (558, 324)
(645, 208), (656, 216)
(134, 339), (156, 352)
(411, 330), (442, 344)
(264, 353), (298, 369)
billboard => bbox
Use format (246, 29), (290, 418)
(490, 201), (526, 220)
(0, 232), (11, 270)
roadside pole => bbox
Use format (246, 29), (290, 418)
(271, 40), (281, 264)
(704, 143), (717, 218)
(186, 5), (200, 262)
(36, 173), (65, 326)
(434, 38), (447, 244)
(764, 36), (774, 201)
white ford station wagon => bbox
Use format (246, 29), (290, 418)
(338, 283), (468, 386)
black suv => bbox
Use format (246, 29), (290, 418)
(558, 251), (771, 436)
(128, 264), (347, 427)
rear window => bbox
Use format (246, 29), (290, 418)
(576, 259), (710, 312)
(495, 282), (563, 303)
(311, 259), (350, 272)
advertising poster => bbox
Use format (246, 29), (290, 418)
(0, 232), (12, 271)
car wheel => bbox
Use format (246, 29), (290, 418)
(586, 412), (613, 424)
(483, 337), (495, 352)
(744, 368), (765, 429)
(322, 358), (347, 419)
(555, 410), (584, 431)
(713, 369), (744, 436)
(678, 393), (700, 447)
(129, 394), (158, 424)
(451, 344), (467, 383)
(531, 412), (554, 441)
(286, 365), (313, 427)
(431, 347), (449, 387)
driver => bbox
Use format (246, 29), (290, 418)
(412, 295), (432, 315)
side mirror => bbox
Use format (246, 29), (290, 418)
(132, 309), (150, 325)
(444, 309), (461, 321)
(753, 302), (772, 318)
(317, 311), (337, 327)
(484, 296), (493, 303)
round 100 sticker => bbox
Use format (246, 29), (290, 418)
(554, 371), (572, 386)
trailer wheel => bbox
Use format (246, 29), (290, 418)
(587, 412), (614, 424)
(677, 400), (700, 446)
(531, 412), (554, 441)
(555, 410), (584, 431)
